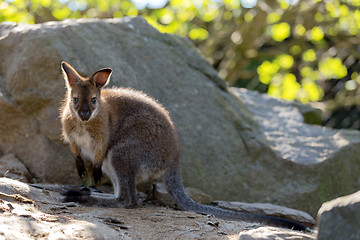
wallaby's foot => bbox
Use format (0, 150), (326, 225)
(62, 186), (91, 203)
(116, 195), (138, 209)
(124, 203), (137, 209)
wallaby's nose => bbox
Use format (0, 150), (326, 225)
(80, 111), (91, 121)
(79, 102), (91, 121)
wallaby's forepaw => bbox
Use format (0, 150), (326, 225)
(75, 156), (85, 178)
(93, 164), (103, 183)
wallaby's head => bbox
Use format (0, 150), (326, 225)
(61, 61), (112, 121)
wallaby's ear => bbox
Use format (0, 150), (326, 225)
(61, 61), (81, 88)
(89, 68), (112, 89)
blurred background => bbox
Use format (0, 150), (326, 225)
(1, 0), (359, 130)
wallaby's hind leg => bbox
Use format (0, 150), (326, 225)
(118, 170), (137, 208)
(111, 151), (138, 208)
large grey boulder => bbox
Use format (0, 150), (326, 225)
(232, 89), (360, 215)
(0, 17), (359, 216)
(317, 190), (360, 240)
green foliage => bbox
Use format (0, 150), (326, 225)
(1, 0), (360, 115)
(319, 58), (347, 79)
(257, 54), (322, 102)
(271, 22), (291, 42)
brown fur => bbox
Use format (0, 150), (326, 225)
(60, 61), (306, 231)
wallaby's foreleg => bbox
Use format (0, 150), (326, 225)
(70, 142), (85, 178)
(92, 161), (103, 184)
(75, 156), (86, 178)
(88, 121), (110, 183)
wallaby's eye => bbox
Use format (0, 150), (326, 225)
(91, 97), (97, 104)
(73, 97), (78, 104)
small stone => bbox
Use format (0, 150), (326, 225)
(207, 221), (219, 227)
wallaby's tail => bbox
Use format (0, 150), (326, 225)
(164, 164), (307, 231)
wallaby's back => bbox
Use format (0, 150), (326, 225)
(99, 87), (182, 186)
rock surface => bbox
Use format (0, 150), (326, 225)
(0, 17), (359, 216)
(0, 178), (316, 240)
(237, 227), (316, 240)
(317, 190), (360, 240)
(0, 154), (32, 183)
(231, 89), (360, 215)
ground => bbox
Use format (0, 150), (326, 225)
(0, 179), (316, 239)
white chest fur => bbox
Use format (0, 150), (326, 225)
(70, 130), (96, 163)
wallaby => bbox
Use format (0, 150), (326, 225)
(60, 61), (307, 231)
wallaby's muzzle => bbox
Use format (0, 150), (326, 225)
(79, 110), (91, 121)
(79, 103), (91, 121)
